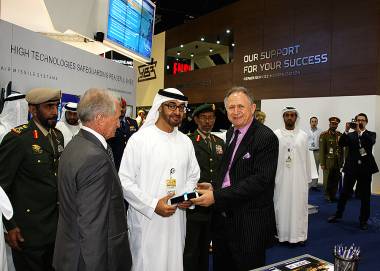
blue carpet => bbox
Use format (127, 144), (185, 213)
(265, 189), (380, 270)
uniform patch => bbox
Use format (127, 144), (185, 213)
(32, 144), (43, 154)
(215, 144), (223, 155)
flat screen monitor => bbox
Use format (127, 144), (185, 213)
(106, 0), (155, 62)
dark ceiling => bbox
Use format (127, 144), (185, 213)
(153, 0), (239, 34)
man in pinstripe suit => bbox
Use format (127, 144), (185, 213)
(192, 86), (279, 271)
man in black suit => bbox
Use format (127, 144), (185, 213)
(53, 88), (132, 271)
(107, 97), (138, 170)
(328, 113), (378, 230)
(192, 86), (279, 271)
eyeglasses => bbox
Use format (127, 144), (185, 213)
(163, 102), (187, 112)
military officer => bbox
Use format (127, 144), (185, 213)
(319, 116), (344, 202)
(184, 103), (225, 271)
(107, 97), (138, 170)
(0, 88), (64, 271)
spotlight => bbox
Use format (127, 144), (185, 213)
(226, 29), (231, 34)
(231, 43), (235, 47)
(200, 37), (205, 41)
(190, 53), (194, 58)
(180, 44), (184, 48)
(209, 48), (213, 53)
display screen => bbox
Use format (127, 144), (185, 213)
(107, 0), (155, 61)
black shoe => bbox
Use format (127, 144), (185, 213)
(360, 222), (368, 230)
(298, 241), (307, 247)
(328, 214), (342, 223)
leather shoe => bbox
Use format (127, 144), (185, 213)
(360, 222), (368, 230)
(328, 214), (341, 223)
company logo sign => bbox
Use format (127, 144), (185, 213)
(138, 60), (157, 82)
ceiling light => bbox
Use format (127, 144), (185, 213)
(180, 44), (184, 48)
(166, 65), (170, 70)
(231, 42), (235, 47)
(209, 48), (213, 53)
(216, 40), (220, 44)
(190, 53), (194, 58)
(176, 58), (179, 61)
(177, 51), (181, 56)
(200, 37), (205, 41)
(226, 29), (231, 34)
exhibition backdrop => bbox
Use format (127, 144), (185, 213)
(0, 19), (136, 103)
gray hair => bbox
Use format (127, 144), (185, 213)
(78, 88), (116, 124)
(224, 86), (255, 106)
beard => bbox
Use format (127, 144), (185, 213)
(36, 110), (57, 129)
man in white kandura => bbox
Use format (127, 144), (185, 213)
(119, 88), (200, 271)
(274, 106), (311, 246)
(56, 102), (81, 147)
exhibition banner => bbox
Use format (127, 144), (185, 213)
(0, 20), (136, 103)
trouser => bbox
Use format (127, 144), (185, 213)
(212, 214), (266, 271)
(310, 150), (320, 188)
(336, 172), (372, 223)
(183, 218), (211, 271)
(12, 242), (55, 271)
(323, 167), (341, 200)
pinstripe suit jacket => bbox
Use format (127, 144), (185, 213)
(213, 120), (279, 252)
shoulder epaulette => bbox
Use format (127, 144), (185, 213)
(11, 124), (29, 135)
(320, 131), (329, 136)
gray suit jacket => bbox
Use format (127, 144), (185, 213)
(53, 129), (132, 271)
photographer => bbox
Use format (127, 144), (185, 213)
(328, 113), (379, 230)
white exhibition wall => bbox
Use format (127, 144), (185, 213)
(262, 95), (380, 193)
(0, 19), (136, 104)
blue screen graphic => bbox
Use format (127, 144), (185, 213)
(107, 0), (155, 60)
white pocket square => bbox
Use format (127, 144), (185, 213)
(243, 152), (251, 159)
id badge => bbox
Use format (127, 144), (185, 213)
(359, 147), (367, 157)
(329, 147), (334, 154)
(166, 168), (176, 194)
(285, 156), (292, 168)
(166, 178), (176, 194)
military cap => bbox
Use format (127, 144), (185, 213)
(192, 103), (215, 118)
(25, 88), (61, 105)
(329, 116), (340, 123)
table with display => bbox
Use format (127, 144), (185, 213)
(252, 254), (333, 271)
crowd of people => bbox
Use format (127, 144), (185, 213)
(0, 86), (378, 271)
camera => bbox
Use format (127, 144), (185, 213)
(349, 119), (357, 129)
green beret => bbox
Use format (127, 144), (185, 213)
(25, 88), (61, 105)
(192, 103), (215, 118)
(329, 116), (340, 123)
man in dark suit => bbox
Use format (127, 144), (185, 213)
(328, 113), (379, 230)
(192, 86), (279, 271)
(184, 103), (225, 271)
(107, 97), (138, 170)
(53, 88), (132, 271)
(0, 87), (63, 271)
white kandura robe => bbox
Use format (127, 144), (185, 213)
(0, 186), (13, 271)
(119, 125), (200, 271)
(55, 121), (81, 147)
(274, 128), (311, 243)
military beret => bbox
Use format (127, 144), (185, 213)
(25, 88), (61, 105)
(192, 103), (215, 118)
(329, 116), (340, 123)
